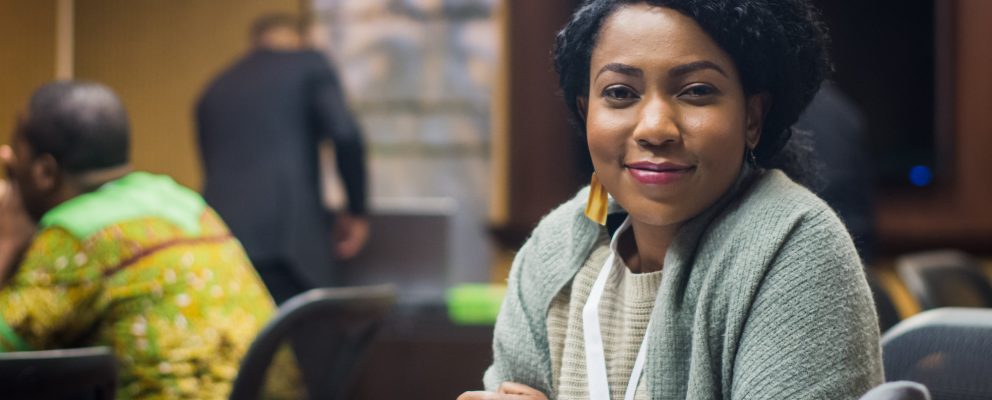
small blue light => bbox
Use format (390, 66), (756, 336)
(909, 165), (933, 187)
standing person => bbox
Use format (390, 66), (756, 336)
(461, 0), (883, 399)
(0, 81), (281, 398)
(197, 13), (369, 303)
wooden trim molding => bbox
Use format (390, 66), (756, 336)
(55, 0), (73, 79)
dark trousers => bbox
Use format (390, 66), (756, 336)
(253, 259), (311, 305)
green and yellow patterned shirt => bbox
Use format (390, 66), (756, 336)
(0, 172), (279, 399)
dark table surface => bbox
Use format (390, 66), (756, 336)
(346, 298), (495, 400)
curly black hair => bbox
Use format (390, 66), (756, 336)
(553, 0), (831, 178)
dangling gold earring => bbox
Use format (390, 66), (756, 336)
(585, 172), (608, 225)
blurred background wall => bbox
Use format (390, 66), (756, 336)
(0, 1), (56, 149)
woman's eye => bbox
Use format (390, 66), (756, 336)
(602, 86), (639, 101)
(681, 84), (717, 97)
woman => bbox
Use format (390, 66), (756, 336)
(460, 0), (883, 399)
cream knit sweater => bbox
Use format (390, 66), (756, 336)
(548, 235), (660, 399)
(483, 169), (884, 399)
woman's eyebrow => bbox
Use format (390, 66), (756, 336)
(595, 63), (643, 80)
(669, 60), (727, 78)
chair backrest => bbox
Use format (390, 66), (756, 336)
(0, 346), (117, 400)
(229, 284), (397, 400)
(896, 250), (992, 310)
(860, 381), (932, 400)
(882, 308), (992, 400)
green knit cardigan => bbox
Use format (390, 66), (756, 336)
(483, 169), (883, 399)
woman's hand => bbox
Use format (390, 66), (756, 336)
(457, 382), (549, 400)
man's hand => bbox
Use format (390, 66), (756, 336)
(457, 382), (549, 400)
(0, 150), (36, 283)
(334, 213), (369, 260)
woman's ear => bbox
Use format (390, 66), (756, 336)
(576, 96), (589, 122)
(745, 93), (770, 149)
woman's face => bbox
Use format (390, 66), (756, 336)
(584, 4), (765, 231)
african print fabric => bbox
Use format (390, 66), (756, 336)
(0, 172), (288, 399)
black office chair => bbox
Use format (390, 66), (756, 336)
(0, 346), (117, 400)
(229, 285), (397, 400)
(860, 381), (932, 400)
(896, 250), (992, 310)
(882, 308), (992, 400)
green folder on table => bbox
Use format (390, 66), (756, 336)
(446, 283), (507, 325)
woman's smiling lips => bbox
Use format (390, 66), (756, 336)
(625, 161), (695, 185)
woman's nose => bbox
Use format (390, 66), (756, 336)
(631, 97), (680, 147)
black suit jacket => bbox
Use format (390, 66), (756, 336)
(196, 49), (367, 287)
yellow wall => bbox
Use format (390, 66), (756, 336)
(74, 0), (297, 190)
(0, 0), (56, 158)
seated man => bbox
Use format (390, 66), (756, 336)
(0, 81), (279, 398)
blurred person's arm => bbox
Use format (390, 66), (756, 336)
(193, 97), (210, 171)
(306, 52), (369, 259)
(0, 147), (37, 284)
(0, 183), (35, 283)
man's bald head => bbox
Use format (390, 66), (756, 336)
(20, 80), (130, 173)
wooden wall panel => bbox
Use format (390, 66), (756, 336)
(491, 0), (583, 246)
(0, 0), (56, 154)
